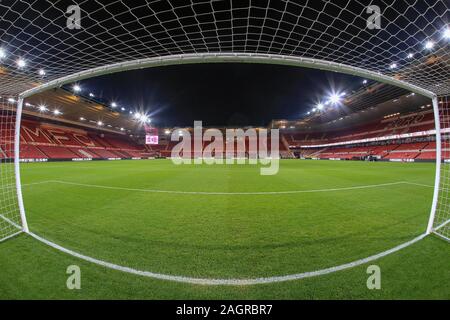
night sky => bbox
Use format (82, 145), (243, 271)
(80, 63), (365, 127)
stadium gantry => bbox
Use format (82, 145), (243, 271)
(0, 0), (448, 284)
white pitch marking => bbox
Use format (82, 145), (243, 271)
(22, 180), (56, 187)
(23, 180), (432, 195)
(28, 231), (427, 285)
(402, 181), (434, 188)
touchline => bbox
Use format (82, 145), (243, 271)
(170, 121), (280, 175)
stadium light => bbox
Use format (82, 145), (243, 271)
(97, 121), (103, 126)
(38, 105), (47, 112)
(0, 48), (6, 59)
(7, 98), (16, 103)
(16, 58), (26, 68)
(328, 93), (341, 104)
(111, 102), (117, 108)
(443, 28), (450, 40)
(120, 127), (124, 131)
(133, 112), (141, 119)
(362, 79), (368, 84)
(164, 130), (171, 135)
(79, 117), (85, 121)
(317, 103), (324, 110)
(53, 109), (61, 115)
(121, 107), (126, 111)
(424, 40), (434, 50)
(312, 108), (317, 112)
(407, 53), (414, 59)
(389, 63), (397, 69)
(38, 69), (46, 76)
(89, 93), (95, 97)
(73, 84), (81, 92)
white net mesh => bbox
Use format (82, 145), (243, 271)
(0, 0), (448, 96)
(0, 0), (448, 240)
(0, 99), (22, 242)
(436, 95), (450, 240)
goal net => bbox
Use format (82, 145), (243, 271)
(0, 0), (448, 242)
(435, 95), (450, 241)
(0, 99), (22, 242)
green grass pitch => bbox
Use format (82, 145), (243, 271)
(0, 159), (448, 299)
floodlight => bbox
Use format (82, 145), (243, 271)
(444, 28), (450, 40)
(16, 58), (26, 68)
(328, 93), (341, 104)
(424, 41), (434, 50)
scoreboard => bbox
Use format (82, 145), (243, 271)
(144, 125), (159, 145)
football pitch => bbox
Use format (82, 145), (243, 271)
(0, 159), (448, 299)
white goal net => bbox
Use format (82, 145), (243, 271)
(435, 95), (450, 241)
(0, 0), (448, 241)
(0, 99), (22, 242)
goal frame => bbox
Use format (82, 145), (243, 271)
(13, 52), (442, 237)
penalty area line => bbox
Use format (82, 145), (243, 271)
(22, 180), (432, 195)
(27, 231), (427, 285)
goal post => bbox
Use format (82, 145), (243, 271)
(430, 95), (450, 241)
(14, 96), (29, 234)
(4, 56), (449, 244)
(0, 1), (448, 245)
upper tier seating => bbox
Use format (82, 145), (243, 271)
(286, 109), (437, 148)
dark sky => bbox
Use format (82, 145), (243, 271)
(79, 63), (365, 127)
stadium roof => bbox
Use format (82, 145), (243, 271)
(0, 0), (448, 99)
(8, 87), (142, 135)
(271, 90), (432, 131)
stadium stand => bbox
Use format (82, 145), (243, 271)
(286, 108), (447, 161)
(0, 117), (147, 160)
